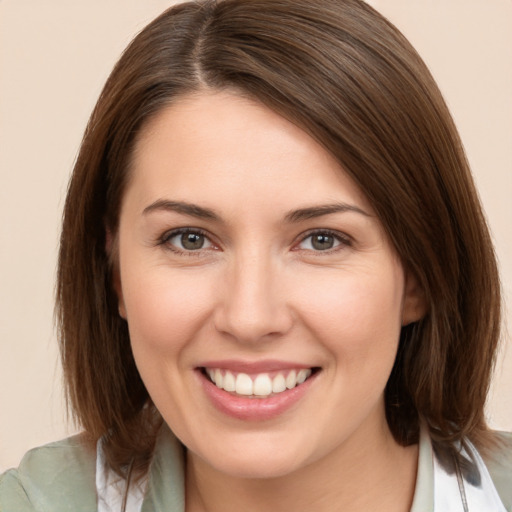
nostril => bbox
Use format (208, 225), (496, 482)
(213, 304), (294, 344)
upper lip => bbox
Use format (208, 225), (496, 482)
(198, 359), (315, 373)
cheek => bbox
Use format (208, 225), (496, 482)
(121, 269), (219, 416)
(292, 264), (404, 359)
(120, 267), (217, 355)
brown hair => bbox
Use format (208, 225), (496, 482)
(57, 0), (501, 477)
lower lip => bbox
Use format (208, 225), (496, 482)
(198, 370), (319, 421)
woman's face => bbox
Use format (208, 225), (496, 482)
(116, 91), (423, 478)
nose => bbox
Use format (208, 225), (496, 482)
(213, 251), (293, 344)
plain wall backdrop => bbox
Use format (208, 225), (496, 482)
(1, 0), (511, 471)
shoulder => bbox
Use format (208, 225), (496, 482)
(0, 434), (97, 511)
(484, 431), (512, 510)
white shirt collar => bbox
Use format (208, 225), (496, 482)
(95, 424), (507, 511)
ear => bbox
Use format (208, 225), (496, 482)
(401, 270), (427, 326)
(106, 228), (127, 319)
(113, 267), (127, 320)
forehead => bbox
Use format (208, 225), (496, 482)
(126, 90), (373, 217)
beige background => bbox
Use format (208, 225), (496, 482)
(1, 1), (511, 472)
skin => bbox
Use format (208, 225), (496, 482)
(115, 90), (425, 511)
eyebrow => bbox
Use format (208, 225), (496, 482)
(143, 200), (220, 220)
(142, 199), (370, 222)
(284, 203), (371, 223)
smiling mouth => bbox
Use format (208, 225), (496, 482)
(201, 367), (320, 398)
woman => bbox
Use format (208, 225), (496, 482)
(1, 0), (511, 510)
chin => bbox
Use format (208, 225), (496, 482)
(189, 431), (320, 480)
(208, 453), (304, 480)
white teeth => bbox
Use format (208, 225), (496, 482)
(214, 369), (223, 389)
(235, 373), (253, 395)
(272, 373), (286, 393)
(253, 374), (273, 396)
(285, 370), (297, 389)
(223, 370), (236, 392)
(206, 368), (314, 397)
(297, 369), (310, 384)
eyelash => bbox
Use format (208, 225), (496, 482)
(158, 228), (216, 257)
(294, 229), (352, 254)
(158, 228), (352, 256)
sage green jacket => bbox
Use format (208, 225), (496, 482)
(1, 426), (511, 511)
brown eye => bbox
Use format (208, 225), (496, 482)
(164, 229), (213, 252)
(297, 231), (348, 252)
(181, 232), (205, 250)
(311, 234), (335, 250)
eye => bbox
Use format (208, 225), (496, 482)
(297, 231), (350, 251)
(163, 229), (214, 252)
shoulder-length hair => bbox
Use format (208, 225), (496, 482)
(57, 0), (501, 477)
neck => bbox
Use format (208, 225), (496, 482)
(185, 417), (418, 512)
